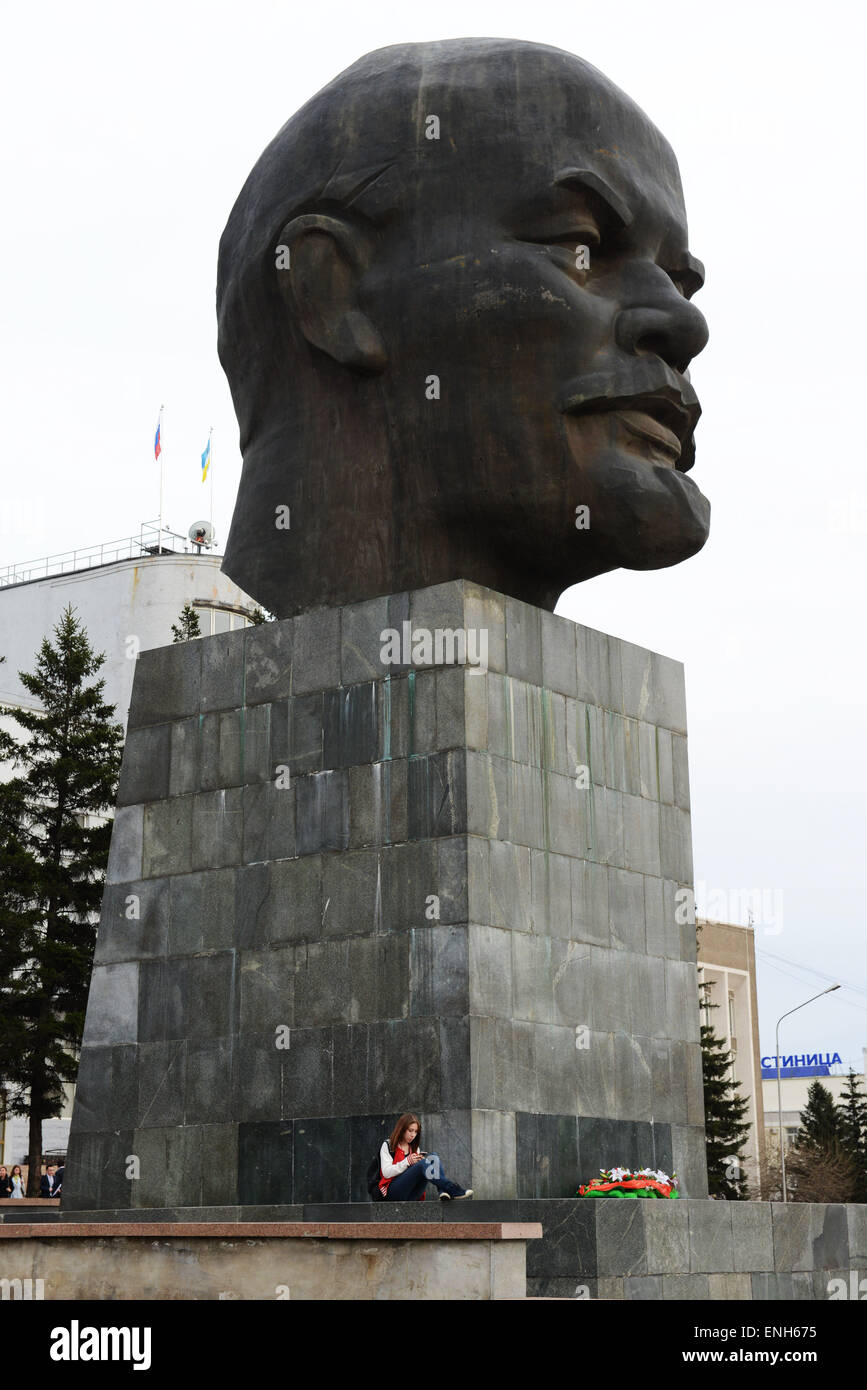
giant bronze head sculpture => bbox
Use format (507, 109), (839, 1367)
(218, 39), (710, 617)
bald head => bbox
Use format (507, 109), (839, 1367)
(219, 40), (709, 617)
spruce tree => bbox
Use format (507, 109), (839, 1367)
(171, 602), (201, 642)
(699, 979), (752, 1197)
(836, 1071), (867, 1202)
(0, 608), (123, 1194)
(796, 1080), (841, 1149)
(789, 1081), (856, 1201)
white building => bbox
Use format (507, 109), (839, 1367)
(762, 1049), (867, 1154)
(0, 525), (257, 1169)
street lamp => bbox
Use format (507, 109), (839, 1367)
(775, 984), (841, 1202)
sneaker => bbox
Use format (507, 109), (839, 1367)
(454, 1189), (474, 1200)
(439, 1192), (451, 1201)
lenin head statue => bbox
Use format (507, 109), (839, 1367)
(217, 39), (710, 618)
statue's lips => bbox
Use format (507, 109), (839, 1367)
(561, 379), (701, 472)
(616, 410), (682, 466)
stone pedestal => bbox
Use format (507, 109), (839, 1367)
(64, 580), (706, 1212)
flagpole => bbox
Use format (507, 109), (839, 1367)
(209, 426), (214, 532)
(158, 403), (165, 553)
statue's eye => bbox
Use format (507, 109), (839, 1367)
(548, 227), (601, 253)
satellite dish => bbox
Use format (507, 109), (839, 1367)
(188, 520), (216, 549)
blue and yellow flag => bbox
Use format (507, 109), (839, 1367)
(201, 437), (211, 482)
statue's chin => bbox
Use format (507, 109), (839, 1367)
(577, 449), (711, 574)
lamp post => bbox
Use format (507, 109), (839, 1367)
(775, 984), (841, 1202)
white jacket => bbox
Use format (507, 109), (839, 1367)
(379, 1141), (412, 1179)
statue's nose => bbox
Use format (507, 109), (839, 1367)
(615, 295), (709, 376)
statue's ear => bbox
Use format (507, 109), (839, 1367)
(274, 213), (387, 372)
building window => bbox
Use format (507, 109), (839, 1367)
(192, 606), (251, 637)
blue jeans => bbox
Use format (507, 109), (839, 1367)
(385, 1153), (465, 1200)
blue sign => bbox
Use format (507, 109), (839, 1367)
(760, 1051), (842, 1079)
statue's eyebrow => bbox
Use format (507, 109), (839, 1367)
(552, 167), (634, 229)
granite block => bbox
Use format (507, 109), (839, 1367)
(293, 1117), (351, 1204)
(489, 839), (532, 931)
(541, 610), (578, 698)
(292, 606), (340, 694)
(596, 1276), (625, 1300)
(240, 702), (273, 786)
(96, 878), (169, 964)
(707, 1272), (751, 1300)
(242, 780), (295, 864)
(168, 716), (201, 798)
(340, 594), (392, 684)
(138, 1040), (186, 1128)
(73, 1044), (139, 1132)
(132, 1124), (204, 1208)
(410, 925), (469, 1017)
(659, 804), (693, 882)
(244, 618), (294, 704)
(323, 681), (379, 768)
(239, 945), (295, 1034)
(573, 1032), (613, 1116)
(84, 962), (139, 1045)
(464, 584), (506, 674)
(237, 1117), (294, 1206)
(236, 1030), (287, 1121)
(672, 733), (690, 810)
(169, 868), (235, 954)
(331, 1027), (371, 1115)
(625, 1275), (663, 1299)
(407, 750), (466, 839)
(295, 769), (349, 854)
(321, 848), (381, 938)
(348, 760), (408, 849)
(143, 795), (194, 876)
(201, 1123), (239, 1207)
(575, 626), (616, 712)
(61, 1129), (135, 1210)
(569, 859), (609, 947)
(117, 722), (171, 806)
(596, 1198), (647, 1276)
(469, 924), (513, 1019)
(128, 641), (201, 730)
(380, 840), (437, 930)
(622, 792), (661, 876)
(608, 867), (646, 953)
(232, 856), (319, 956)
(368, 1018), (441, 1112)
(689, 1201), (734, 1272)
(730, 1201), (774, 1272)
(435, 836), (469, 923)
(637, 721), (660, 801)
(106, 804), (144, 884)
(409, 580), (466, 643)
(643, 1200), (690, 1273)
(515, 1113), (579, 1199)
(812, 1203), (849, 1269)
(199, 710), (243, 791)
(190, 789), (244, 861)
(438, 1017), (471, 1111)
(199, 629), (245, 713)
(185, 1039), (238, 1124)
(471, 1109), (517, 1198)
(847, 1203), (867, 1264)
(662, 1273), (709, 1300)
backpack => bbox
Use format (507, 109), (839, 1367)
(366, 1147), (387, 1201)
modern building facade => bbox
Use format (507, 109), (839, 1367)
(696, 917), (765, 1195)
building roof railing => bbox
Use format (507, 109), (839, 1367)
(0, 521), (219, 589)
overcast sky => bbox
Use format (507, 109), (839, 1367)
(2, 1), (865, 1073)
